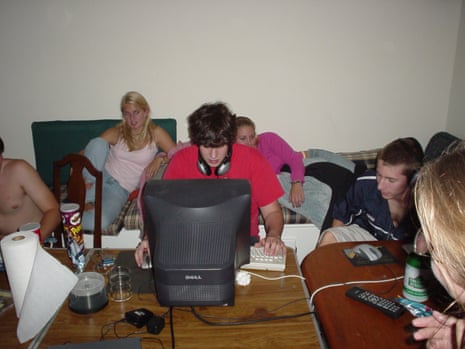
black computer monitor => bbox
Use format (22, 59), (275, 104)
(143, 179), (251, 306)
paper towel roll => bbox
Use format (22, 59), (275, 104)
(1, 231), (38, 317)
(1, 231), (78, 344)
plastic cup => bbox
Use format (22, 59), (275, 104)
(108, 266), (132, 302)
(19, 222), (41, 243)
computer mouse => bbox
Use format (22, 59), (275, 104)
(352, 244), (383, 262)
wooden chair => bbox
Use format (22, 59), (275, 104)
(53, 153), (103, 248)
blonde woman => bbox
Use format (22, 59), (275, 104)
(82, 91), (175, 231)
(412, 140), (465, 349)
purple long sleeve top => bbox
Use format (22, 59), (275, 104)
(257, 132), (305, 182)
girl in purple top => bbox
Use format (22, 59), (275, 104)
(236, 117), (305, 209)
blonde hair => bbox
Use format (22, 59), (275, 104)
(236, 116), (256, 131)
(414, 140), (465, 290)
(119, 91), (155, 151)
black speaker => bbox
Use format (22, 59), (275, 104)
(197, 146), (232, 176)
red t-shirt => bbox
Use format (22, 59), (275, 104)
(163, 143), (284, 237)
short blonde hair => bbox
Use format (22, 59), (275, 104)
(414, 140), (465, 287)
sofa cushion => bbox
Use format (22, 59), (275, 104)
(424, 131), (461, 162)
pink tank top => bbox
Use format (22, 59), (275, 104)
(105, 138), (158, 192)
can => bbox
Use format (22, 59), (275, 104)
(19, 222), (42, 243)
(60, 203), (85, 272)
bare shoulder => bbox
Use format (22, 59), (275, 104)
(150, 123), (166, 139)
(151, 123), (174, 144)
(150, 122), (161, 134)
(100, 125), (121, 144)
(2, 159), (38, 183)
(5, 158), (35, 173)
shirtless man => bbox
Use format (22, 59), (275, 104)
(318, 137), (424, 246)
(0, 137), (60, 241)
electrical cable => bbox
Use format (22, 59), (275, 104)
(189, 305), (312, 326)
(309, 275), (404, 311)
(100, 319), (125, 340)
(246, 271), (306, 281)
(138, 336), (165, 349)
(169, 306), (175, 349)
(190, 306), (312, 326)
(99, 317), (166, 348)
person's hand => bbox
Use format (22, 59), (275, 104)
(412, 311), (465, 348)
(256, 236), (287, 257)
(134, 239), (150, 268)
(289, 182), (304, 208)
(145, 156), (167, 179)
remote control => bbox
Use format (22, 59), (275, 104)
(345, 286), (405, 319)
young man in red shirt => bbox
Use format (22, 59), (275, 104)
(135, 102), (285, 266)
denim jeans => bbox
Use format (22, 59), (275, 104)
(82, 138), (129, 231)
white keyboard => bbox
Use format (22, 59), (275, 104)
(241, 246), (286, 272)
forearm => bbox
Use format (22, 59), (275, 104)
(40, 209), (61, 240)
(289, 154), (305, 182)
(145, 155), (168, 179)
(264, 210), (284, 239)
(261, 208), (285, 256)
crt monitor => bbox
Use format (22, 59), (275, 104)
(143, 179), (251, 307)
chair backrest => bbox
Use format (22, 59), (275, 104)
(32, 118), (177, 187)
(53, 153), (103, 248)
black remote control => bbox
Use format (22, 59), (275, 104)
(345, 286), (405, 319)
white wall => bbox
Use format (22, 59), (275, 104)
(0, 0), (463, 166)
(448, 0), (465, 138)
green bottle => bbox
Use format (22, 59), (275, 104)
(402, 252), (431, 302)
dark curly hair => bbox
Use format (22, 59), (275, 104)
(0, 137), (4, 155)
(188, 102), (237, 147)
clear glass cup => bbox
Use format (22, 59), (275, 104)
(108, 266), (132, 302)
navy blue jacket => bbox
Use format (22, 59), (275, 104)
(332, 170), (417, 241)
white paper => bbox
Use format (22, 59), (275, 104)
(1, 231), (78, 344)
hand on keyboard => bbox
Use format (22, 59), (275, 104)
(260, 236), (287, 257)
(241, 246), (286, 272)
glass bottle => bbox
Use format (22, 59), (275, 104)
(402, 251), (431, 302)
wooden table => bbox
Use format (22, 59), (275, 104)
(1, 247), (319, 349)
(301, 240), (424, 349)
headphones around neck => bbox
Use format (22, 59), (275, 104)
(197, 145), (232, 176)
